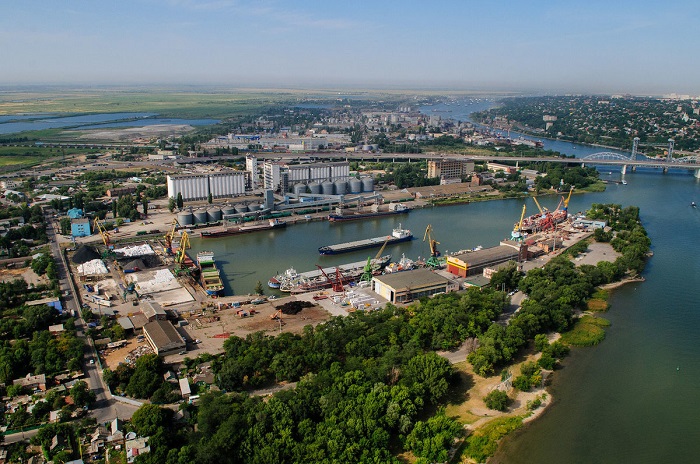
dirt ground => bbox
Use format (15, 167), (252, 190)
(0, 267), (49, 287)
(179, 297), (330, 356)
(100, 338), (152, 370)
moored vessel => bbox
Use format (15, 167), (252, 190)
(197, 251), (224, 296)
(200, 219), (286, 238)
(328, 203), (409, 222)
(318, 224), (412, 255)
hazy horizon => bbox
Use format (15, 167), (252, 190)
(3, 1), (699, 95)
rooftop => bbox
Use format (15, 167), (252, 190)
(449, 245), (520, 267)
(373, 267), (450, 290)
(144, 320), (185, 351)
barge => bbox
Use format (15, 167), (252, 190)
(328, 203), (409, 222)
(268, 255), (391, 293)
(197, 251), (224, 296)
(318, 225), (412, 255)
(200, 219), (286, 238)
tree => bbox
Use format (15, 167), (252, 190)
(131, 404), (173, 437)
(59, 217), (72, 235)
(207, 193), (213, 204)
(126, 353), (165, 398)
(176, 192), (184, 209)
(254, 281), (264, 295)
(168, 197), (176, 213)
(70, 380), (96, 408)
(484, 389), (510, 411)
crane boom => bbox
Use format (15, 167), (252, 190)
(374, 235), (392, 260)
(93, 217), (111, 247)
(175, 231), (190, 264)
(564, 186), (574, 209)
(423, 225), (440, 257)
(532, 196), (545, 214)
(164, 219), (179, 254)
(514, 204), (526, 232)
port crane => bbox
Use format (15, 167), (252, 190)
(164, 219), (179, 255)
(423, 225), (441, 269)
(316, 265), (344, 292)
(174, 231), (191, 275)
(532, 196), (547, 215)
(562, 186), (574, 216)
(94, 217), (116, 258)
(360, 235), (392, 282)
(511, 204), (527, 241)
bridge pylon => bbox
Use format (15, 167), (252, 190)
(632, 137), (639, 161)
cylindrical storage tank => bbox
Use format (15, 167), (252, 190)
(321, 181), (334, 195)
(193, 209), (208, 224)
(235, 204), (249, 214)
(222, 205), (236, 216)
(349, 178), (362, 193)
(177, 211), (193, 226)
(293, 184), (306, 196)
(308, 182), (322, 195)
(207, 208), (221, 222)
(334, 180), (347, 195)
(362, 177), (374, 192)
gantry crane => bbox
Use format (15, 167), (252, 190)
(423, 225), (441, 268)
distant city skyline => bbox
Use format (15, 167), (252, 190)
(2, 0), (699, 95)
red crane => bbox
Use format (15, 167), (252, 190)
(316, 265), (345, 292)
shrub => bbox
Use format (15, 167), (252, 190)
(484, 389), (510, 411)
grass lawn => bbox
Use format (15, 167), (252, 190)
(561, 315), (610, 346)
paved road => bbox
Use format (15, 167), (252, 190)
(44, 209), (140, 425)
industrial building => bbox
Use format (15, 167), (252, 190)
(166, 172), (246, 201)
(143, 320), (186, 356)
(372, 268), (459, 304)
(446, 245), (525, 278)
(71, 218), (92, 237)
(245, 155), (258, 189)
(263, 161), (350, 192)
(427, 158), (475, 181)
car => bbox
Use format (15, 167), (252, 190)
(89, 359), (95, 365)
(178, 350), (187, 355)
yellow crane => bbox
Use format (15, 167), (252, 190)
(164, 219), (179, 255)
(423, 225), (440, 257)
(532, 196), (546, 215)
(511, 204), (527, 241)
(93, 217), (111, 247)
(563, 186), (574, 210)
(175, 231), (190, 264)
(513, 204), (526, 233)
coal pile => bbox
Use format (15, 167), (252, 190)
(123, 258), (147, 271)
(71, 245), (101, 264)
(279, 300), (314, 315)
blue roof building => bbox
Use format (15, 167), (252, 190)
(67, 208), (84, 219)
(71, 218), (92, 237)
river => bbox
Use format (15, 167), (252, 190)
(187, 99), (700, 462)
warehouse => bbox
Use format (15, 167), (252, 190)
(143, 320), (186, 356)
(166, 172), (246, 201)
(446, 245), (525, 278)
(372, 268), (459, 304)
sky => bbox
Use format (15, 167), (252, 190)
(2, 0), (699, 94)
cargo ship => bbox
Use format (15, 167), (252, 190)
(268, 255), (391, 293)
(200, 218), (286, 238)
(318, 225), (412, 255)
(328, 203), (410, 222)
(196, 251), (224, 296)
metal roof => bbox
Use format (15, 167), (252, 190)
(373, 267), (450, 290)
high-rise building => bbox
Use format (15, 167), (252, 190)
(427, 159), (475, 181)
(245, 155), (258, 189)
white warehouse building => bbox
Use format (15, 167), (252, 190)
(264, 161), (350, 192)
(167, 172), (246, 201)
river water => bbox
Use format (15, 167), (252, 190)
(187, 99), (700, 462)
